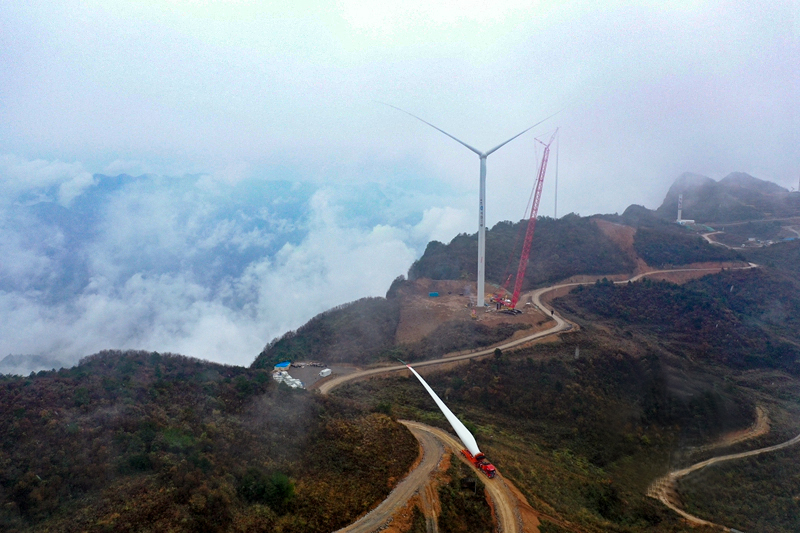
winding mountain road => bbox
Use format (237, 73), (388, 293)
(648, 425), (800, 530)
(318, 266), (753, 395)
(334, 422), (445, 533)
(701, 231), (730, 248)
(403, 421), (526, 533)
(322, 264), (759, 532)
(333, 420), (530, 533)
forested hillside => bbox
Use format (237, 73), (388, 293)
(744, 239), (800, 272)
(333, 252), (800, 531)
(253, 297), (401, 368)
(408, 215), (635, 288)
(6, 174), (800, 533)
(0, 351), (417, 532)
(677, 447), (800, 532)
(633, 227), (743, 267)
(691, 267), (800, 324)
(335, 326), (755, 532)
(558, 278), (800, 373)
(255, 209), (758, 372)
(253, 295), (531, 368)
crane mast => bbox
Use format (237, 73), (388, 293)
(509, 129), (558, 309)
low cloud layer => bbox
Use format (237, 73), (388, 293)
(2, 2), (797, 220)
(0, 156), (472, 369)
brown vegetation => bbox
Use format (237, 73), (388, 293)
(254, 280), (546, 369)
(0, 350), (418, 532)
(7, 206), (800, 532)
(408, 215), (635, 288)
(334, 327), (753, 532)
(557, 277), (800, 373)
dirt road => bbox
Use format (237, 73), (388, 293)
(690, 406), (769, 454)
(325, 264), (759, 532)
(701, 231), (731, 248)
(786, 226), (800, 238)
(334, 420), (534, 533)
(318, 265), (757, 395)
(334, 422), (445, 533)
(315, 307), (566, 394)
(402, 421), (532, 533)
(647, 407), (800, 530)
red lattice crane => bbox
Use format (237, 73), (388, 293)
(507, 129), (558, 311)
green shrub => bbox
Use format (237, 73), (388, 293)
(238, 468), (295, 513)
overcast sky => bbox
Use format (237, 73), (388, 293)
(1, 1), (798, 368)
(3, 0), (798, 213)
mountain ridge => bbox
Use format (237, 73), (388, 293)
(654, 171), (798, 223)
(4, 171), (800, 532)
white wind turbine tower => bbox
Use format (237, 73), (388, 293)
(384, 103), (556, 306)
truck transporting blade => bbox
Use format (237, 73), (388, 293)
(404, 364), (497, 478)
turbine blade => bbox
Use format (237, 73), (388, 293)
(483, 109), (563, 156)
(378, 101), (483, 156)
(405, 363), (481, 456)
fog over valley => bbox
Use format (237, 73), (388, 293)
(4, 4), (800, 531)
(0, 164), (477, 368)
(1, 1), (797, 368)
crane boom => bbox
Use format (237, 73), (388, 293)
(510, 129), (558, 309)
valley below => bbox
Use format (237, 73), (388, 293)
(3, 173), (800, 532)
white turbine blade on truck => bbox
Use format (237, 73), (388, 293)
(405, 364), (481, 457)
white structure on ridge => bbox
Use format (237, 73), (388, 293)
(676, 193), (695, 225)
(385, 103), (555, 306)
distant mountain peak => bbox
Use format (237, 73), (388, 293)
(655, 171), (799, 223)
(663, 173), (716, 205)
(719, 172), (788, 194)
(673, 172), (715, 190)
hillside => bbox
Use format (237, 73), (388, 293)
(558, 277), (800, 373)
(686, 267), (800, 341)
(333, 260), (800, 531)
(654, 172), (799, 223)
(408, 214), (636, 288)
(334, 327), (760, 532)
(632, 226), (743, 267)
(253, 297), (401, 368)
(6, 174), (800, 532)
(255, 207), (751, 373)
(240, 185), (800, 531)
(743, 238), (800, 272)
(253, 288), (539, 369)
(0, 351), (417, 532)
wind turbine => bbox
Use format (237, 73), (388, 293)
(384, 103), (557, 306)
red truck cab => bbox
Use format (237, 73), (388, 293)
(461, 450), (497, 479)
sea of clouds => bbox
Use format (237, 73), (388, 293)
(0, 155), (472, 371)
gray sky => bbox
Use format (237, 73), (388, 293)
(3, 0), (798, 216)
(1, 1), (798, 367)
